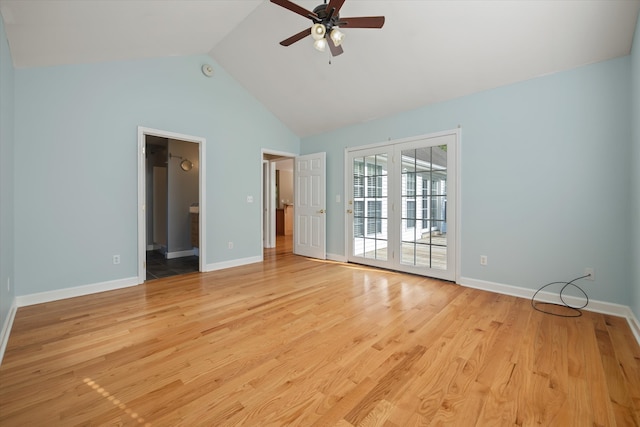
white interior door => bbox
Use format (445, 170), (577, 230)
(347, 131), (457, 281)
(294, 152), (326, 259)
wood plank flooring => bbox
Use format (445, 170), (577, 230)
(1, 237), (639, 426)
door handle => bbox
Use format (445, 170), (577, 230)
(318, 209), (325, 214)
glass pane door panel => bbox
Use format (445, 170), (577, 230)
(401, 145), (448, 270)
(401, 242), (433, 267)
(352, 154), (388, 261)
(431, 245), (447, 270)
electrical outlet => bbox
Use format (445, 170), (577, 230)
(480, 255), (488, 266)
(584, 268), (594, 280)
(228, 242), (234, 249)
(113, 255), (121, 265)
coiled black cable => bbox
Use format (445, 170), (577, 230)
(531, 274), (591, 317)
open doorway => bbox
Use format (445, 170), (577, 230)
(275, 158), (294, 237)
(262, 151), (295, 254)
(138, 127), (206, 283)
(145, 137), (199, 279)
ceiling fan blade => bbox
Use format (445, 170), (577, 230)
(328, 37), (344, 57)
(325, 0), (346, 17)
(338, 16), (385, 29)
(270, 0), (318, 21)
(280, 28), (312, 46)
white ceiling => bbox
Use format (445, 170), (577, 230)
(1, 0), (639, 137)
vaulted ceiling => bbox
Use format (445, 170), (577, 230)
(1, 0), (638, 137)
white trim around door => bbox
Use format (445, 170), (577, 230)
(261, 149), (297, 259)
(137, 126), (207, 283)
(345, 129), (460, 282)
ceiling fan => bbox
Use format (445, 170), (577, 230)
(271, 0), (385, 56)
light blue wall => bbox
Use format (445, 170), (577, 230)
(0, 18), (15, 330)
(14, 55), (299, 296)
(4, 15), (638, 316)
(302, 56), (632, 306)
(631, 12), (640, 321)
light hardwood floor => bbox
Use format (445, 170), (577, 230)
(1, 237), (639, 426)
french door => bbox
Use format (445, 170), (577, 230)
(347, 132), (457, 281)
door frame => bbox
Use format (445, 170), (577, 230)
(261, 149), (297, 257)
(344, 128), (461, 283)
(137, 126), (207, 283)
(262, 160), (274, 249)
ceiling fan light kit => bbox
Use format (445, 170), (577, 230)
(311, 23), (326, 40)
(271, 0), (385, 57)
(313, 38), (327, 52)
(330, 28), (344, 46)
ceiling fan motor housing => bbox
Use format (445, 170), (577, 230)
(312, 4), (340, 30)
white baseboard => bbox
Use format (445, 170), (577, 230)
(0, 299), (17, 366)
(205, 256), (262, 272)
(166, 249), (195, 259)
(626, 311), (640, 345)
(327, 253), (347, 263)
(15, 277), (139, 307)
(460, 276), (640, 346)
